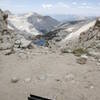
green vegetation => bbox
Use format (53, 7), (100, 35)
(72, 48), (87, 56)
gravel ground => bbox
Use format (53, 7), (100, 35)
(0, 49), (100, 100)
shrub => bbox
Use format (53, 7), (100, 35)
(73, 48), (87, 56)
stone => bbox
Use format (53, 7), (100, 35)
(77, 55), (88, 64)
(37, 74), (47, 81)
(81, 54), (88, 59)
(97, 59), (100, 63)
(96, 63), (100, 66)
(84, 82), (94, 89)
(24, 78), (31, 83)
(13, 48), (22, 53)
(55, 79), (61, 82)
(20, 38), (32, 48)
(14, 40), (21, 48)
(90, 85), (94, 89)
(11, 77), (19, 83)
(2, 49), (13, 55)
(15, 40), (21, 45)
(0, 43), (13, 50)
(14, 44), (20, 48)
(61, 48), (72, 53)
(96, 43), (100, 49)
(18, 53), (28, 59)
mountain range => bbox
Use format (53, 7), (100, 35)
(51, 14), (96, 21)
(6, 10), (96, 37)
(7, 11), (60, 36)
(3, 10), (100, 53)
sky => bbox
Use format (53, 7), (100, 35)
(0, 0), (100, 16)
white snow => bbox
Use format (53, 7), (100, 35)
(61, 20), (96, 43)
(8, 14), (41, 35)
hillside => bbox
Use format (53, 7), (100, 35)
(8, 12), (60, 36)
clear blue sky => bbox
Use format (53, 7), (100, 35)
(0, 0), (100, 16)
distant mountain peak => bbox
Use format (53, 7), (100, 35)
(18, 12), (43, 18)
(8, 11), (59, 36)
(51, 14), (96, 22)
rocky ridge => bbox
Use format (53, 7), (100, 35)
(0, 9), (34, 55)
(60, 19), (100, 60)
(0, 9), (15, 51)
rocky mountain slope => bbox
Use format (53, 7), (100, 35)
(60, 20), (97, 47)
(1, 9), (100, 59)
(43, 18), (100, 60)
(0, 9), (15, 50)
(43, 20), (89, 41)
(27, 13), (60, 33)
(8, 13), (42, 36)
(8, 12), (59, 36)
(59, 19), (100, 51)
(0, 9), (35, 55)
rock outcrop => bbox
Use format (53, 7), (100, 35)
(78, 19), (100, 48)
(0, 9), (15, 50)
(0, 9), (34, 55)
(44, 18), (100, 59)
(61, 19), (100, 59)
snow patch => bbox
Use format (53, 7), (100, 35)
(8, 15), (41, 35)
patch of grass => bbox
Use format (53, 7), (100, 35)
(72, 48), (87, 56)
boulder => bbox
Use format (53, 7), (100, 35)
(96, 43), (100, 49)
(77, 55), (88, 64)
(61, 48), (72, 53)
(20, 38), (32, 49)
(0, 43), (13, 50)
(24, 78), (31, 83)
(11, 77), (19, 83)
(88, 51), (100, 59)
(2, 49), (14, 55)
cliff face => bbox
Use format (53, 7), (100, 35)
(0, 9), (15, 50)
(0, 9), (8, 33)
(78, 19), (100, 49)
(0, 9), (34, 52)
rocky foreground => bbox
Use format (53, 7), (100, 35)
(0, 9), (100, 100)
(0, 48), (100, 100)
